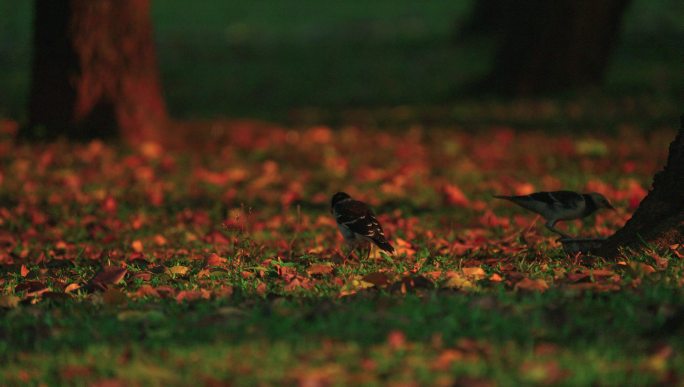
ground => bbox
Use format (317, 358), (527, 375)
(1, 1), (684, 385)
(0, 118), (683, 385)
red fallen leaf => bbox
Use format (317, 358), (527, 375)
(154, 286), (176, 298)
(55, 241), (68, 251)
(284, 277), (312, 292)
(566, 272), (590, 283)
(20, 264), (29, 277)
(307, 263), (334, 276)
(515, 278), (549, 292)
(441, 183), (470, 207)
(133, 272), (152, 281)
(204, 230), (231, 245)
(131, 240), (143, 253)
(363, 272), (391, 287)
(64, 283), (81, 293)
(387, 330), (406, 350)
(566, 282), (620, 292)
(394, 238), (416, 257)
(587, 269), (616, 277)
(255, 282), (267, 296)
(205, 253), (227, 267)
(489, 273), (504, 282)
(90, 266), (127, 290)
(431, 349), (465, 371)
(15, 281), (49, 297)
(153, 234), (167, 246)
(214, 285), (234, 298)
(634, 263), (656, 274)
(135, 285), (160, 298)
(176, 290), (210, 303)
(102, 196), (117, 214)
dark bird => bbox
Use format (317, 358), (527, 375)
(331, 192), (394, 257)
(494, 191), (615, 238)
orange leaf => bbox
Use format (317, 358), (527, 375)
(489, 273), (503, 282)
(307, 263), (334, 276)
(153, 234), (167, 246)
(20, 264), (29, 277)
(363, 272), (391, 287)
(205, 253), (227, 267)
(462, 267), (486, 280)
(131, 240), (143, 253)
(441, 183), (470, 207)
(515, 278), (549, 292)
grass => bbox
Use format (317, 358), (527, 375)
(1, 0), (683, 123)
(1, 1), (684, 384)
(0, 121), (683, 384)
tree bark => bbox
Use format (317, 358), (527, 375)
(26, 0), (167, 141)
(598, 116), (684, 257)
(482, 0), (630, 95)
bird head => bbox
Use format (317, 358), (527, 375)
(331, 192), (352, 209)
(588, 192), (615, 210)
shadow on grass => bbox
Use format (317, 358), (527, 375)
(2, 286), (684, 359)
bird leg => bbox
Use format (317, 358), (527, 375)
(545, 220), (573, 239)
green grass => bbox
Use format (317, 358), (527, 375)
(1, 0), (683, 123)
(0, 123), (683, 384)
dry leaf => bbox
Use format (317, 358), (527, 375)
(0, 295), (20, 308)
(90, 266), (127, 290)
(362, 272), (391, 287)
(307, 263), (334, 276)
(462, 267), (486, 280)
(166, 265), (190, 276)
(515, 278), (549, 292)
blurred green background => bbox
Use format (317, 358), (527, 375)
(1, 0), (682, 124)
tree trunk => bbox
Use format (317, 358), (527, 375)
(26, 0), (167, 141)
(483, 0), (630, 95)
(598, 116), (684, 257)
(458, 0), (516, 38)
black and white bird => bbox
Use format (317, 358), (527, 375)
(494, 191), (615, 238)
(331, 192), (394, 257)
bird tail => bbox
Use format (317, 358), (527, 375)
(374, 239), (395, 254)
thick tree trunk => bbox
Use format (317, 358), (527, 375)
(483, 0), (630, 95)
(26, 0), (167, 141)
(598, 116), (684, 257)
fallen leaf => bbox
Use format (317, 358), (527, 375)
(489, 273), (503, 282)
(307, 263), (334, 276)
(131, 240), (143, 253)
(362, 272), (391, 287)
(0, 295), (20, 308)
(90, 266), (127, 290)
(176, 290), (210, 303)
(442, 183), (470, 207)
(205, 253), (227, 267)
(444, 273), (475, 290)
(462, 267), (486, 280)
(20, 264), (29, 277)
(515, 278), (549, 292)
(166, 265), (190, 276)
(15, 281), (50, 298)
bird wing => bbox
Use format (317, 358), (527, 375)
(547, 191), (583, 209)
(334, 200), (394, 253)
